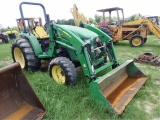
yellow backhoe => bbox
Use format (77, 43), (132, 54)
(71, 5), (160, 47)
(71, 4), (89, 26)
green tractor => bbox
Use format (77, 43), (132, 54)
(11, 2), (147, 114)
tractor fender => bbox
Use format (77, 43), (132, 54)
(18, 33), (43, 56)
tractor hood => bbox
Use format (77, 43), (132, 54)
(61, 25), (98, 39)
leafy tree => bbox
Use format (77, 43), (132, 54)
(125, 14), (141, 22)
(57, 19), (61, 24)
(94, 14), (102, 24)
(89, 18), (97, 24)
(56, 19), (75, 25)
(67, 19), (75, 25)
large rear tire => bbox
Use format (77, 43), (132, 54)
(100, 27), (113, 39)
(49, 57), (77, 86)
(11, 38), (41, 71)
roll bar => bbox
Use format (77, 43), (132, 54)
(19, 2), (49, 32)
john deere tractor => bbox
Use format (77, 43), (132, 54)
(11, 2), (147, 114)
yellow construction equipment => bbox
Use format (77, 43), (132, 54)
(72, 5), (160, 47)
(146, 16), (160, 26)
(121, 18), (160, 43)
(97, 8), (160, 46)
(71, 4), (89, 26)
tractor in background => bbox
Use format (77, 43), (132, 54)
(97, 7), (160, 46)
(10, 2), (147, 115)
(146, 16), (160, 26)
(5, 30), (18, 39)
(72, 5), (160, 47)
(0, 26), (9, 43)
(0, 33), (8, 43)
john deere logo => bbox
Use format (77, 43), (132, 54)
(58, 28), (71, 38)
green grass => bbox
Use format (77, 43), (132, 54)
(0, 40), (12, 67)
(0, 35), (160, 120)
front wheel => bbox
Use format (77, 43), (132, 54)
(49, 57), (77, 86)
(129, 35), (144, 47)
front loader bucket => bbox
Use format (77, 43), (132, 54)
(0, 63), (46, 119)
(89, 60), (147, 114)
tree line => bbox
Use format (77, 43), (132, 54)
(0, 13), (142, 32)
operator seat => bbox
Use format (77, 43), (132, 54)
(32, 26), (49, 39)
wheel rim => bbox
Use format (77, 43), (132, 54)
(52, 65), (66, 84)
(14, 47), (25, 68)
(132, 37), (142, 46)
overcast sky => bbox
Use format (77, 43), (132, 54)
(0, 0), (160, 28)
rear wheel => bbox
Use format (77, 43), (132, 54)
(11, 38), (41, 71)
(49, 57), (77, 86)
(129, 35), (144, 47)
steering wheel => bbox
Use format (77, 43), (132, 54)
(44, 20), (57, 29)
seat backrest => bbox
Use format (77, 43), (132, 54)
(32, 26), (49, 39)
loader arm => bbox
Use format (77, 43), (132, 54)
(122, 19), (160, 38)
(82, 23), (118, 64)
(71, 4), (89, 26)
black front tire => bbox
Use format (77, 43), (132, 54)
(11, 38), (41, 71)
(49, 57), (77, 86)
(129, 35), (144, 47)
